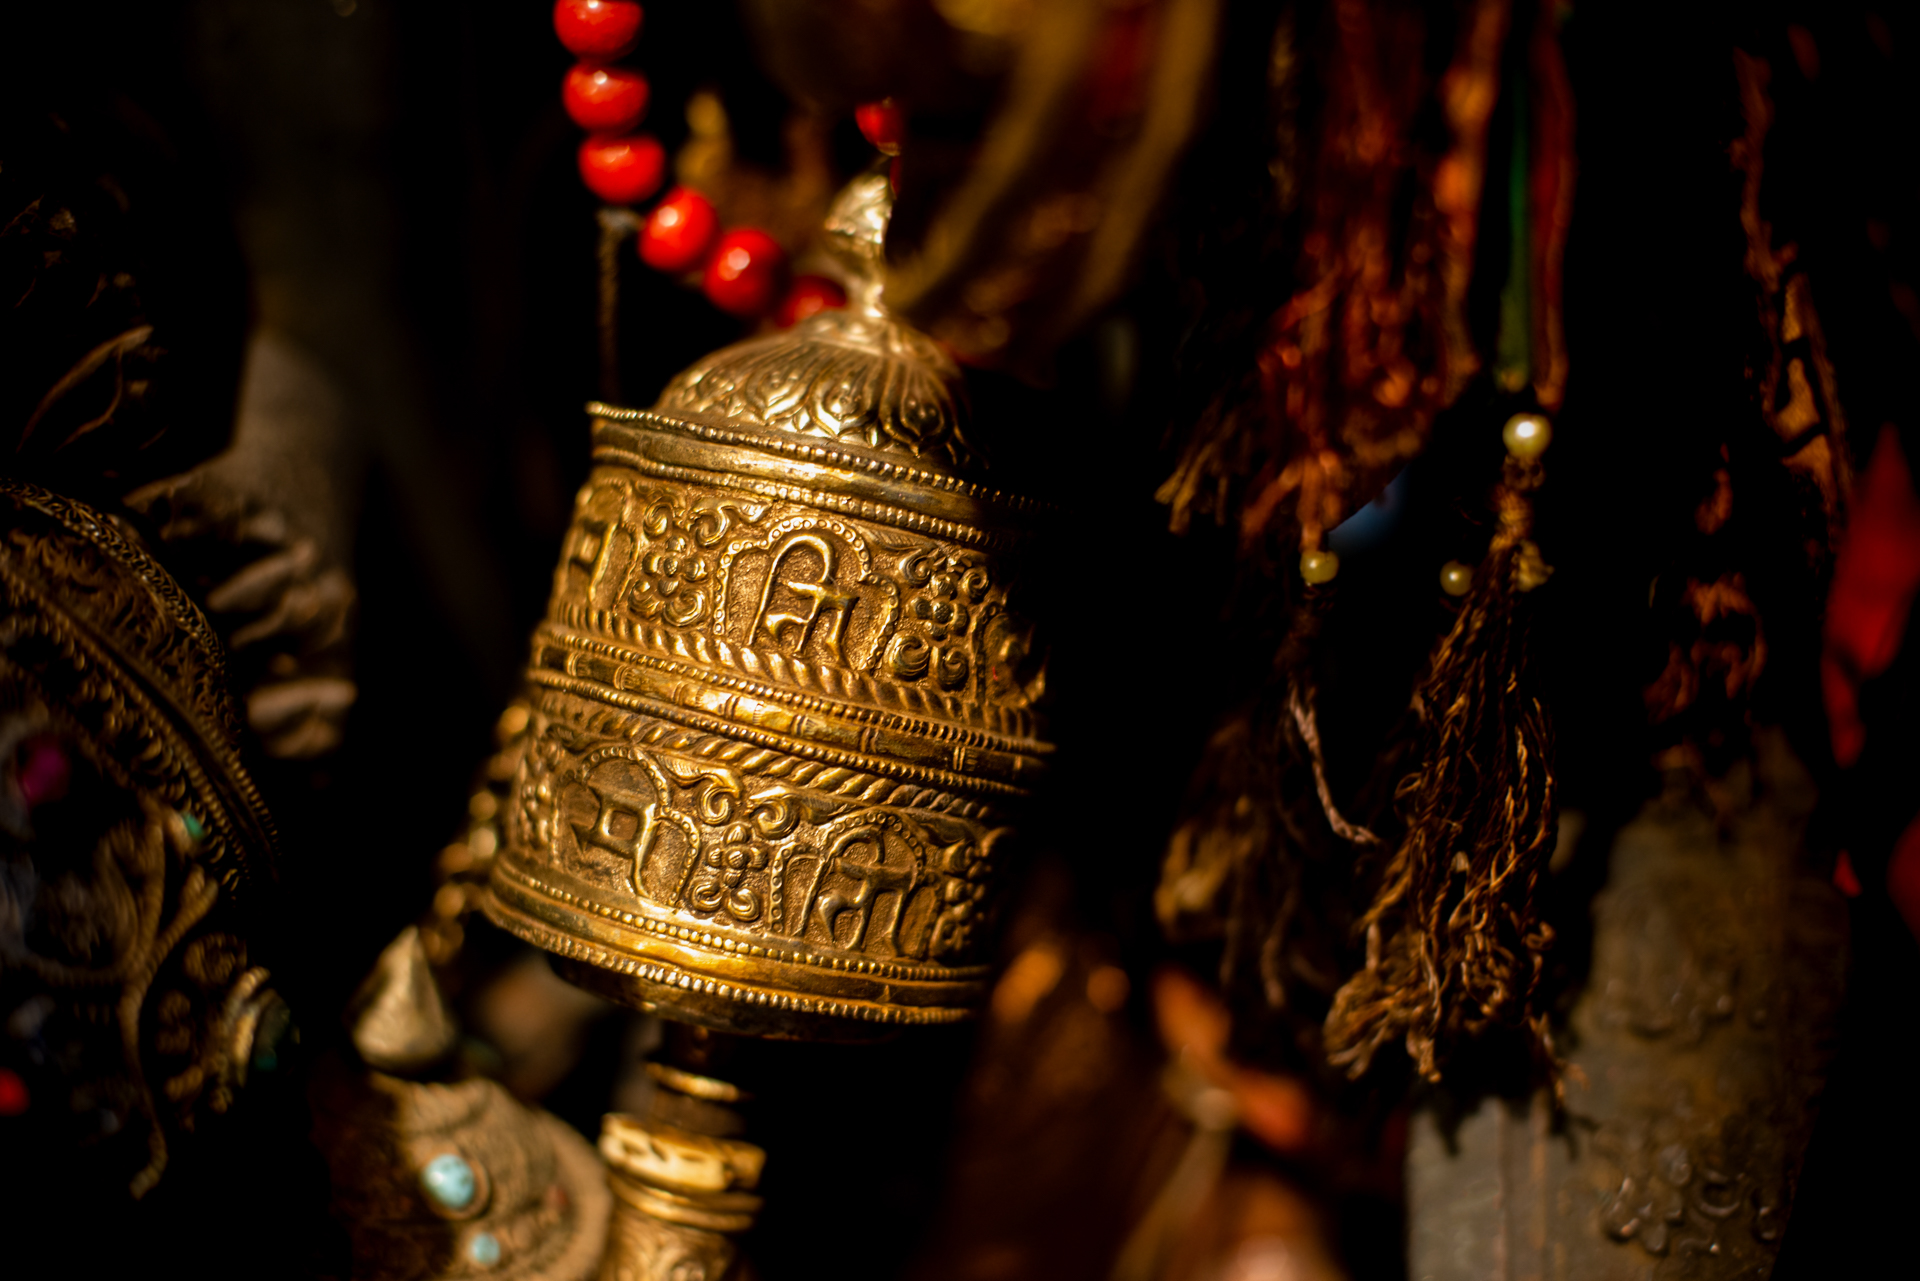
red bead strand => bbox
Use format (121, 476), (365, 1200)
(855, 99), (904, 156)
(640, 187), (721, 274)
(703, 229), (789, 317)
(578, 134), (665, 205)
(776, 275), (848, 328)
(558, 30), (903, 323)
(563, 64), (649, 135)
(553, 0), (643, 60)
(0, 1067), (28, 1116)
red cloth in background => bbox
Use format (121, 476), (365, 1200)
(1824, 426), (1920, 936)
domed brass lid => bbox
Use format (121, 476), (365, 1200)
(646, 172), (974, 472)
(486, 176), (1050, 1039)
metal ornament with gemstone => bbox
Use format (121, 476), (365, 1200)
(485, 172), (1051, 1039)
(0, 479), (285, 1203)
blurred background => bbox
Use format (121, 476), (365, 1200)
(6, 2), (1920, 1279)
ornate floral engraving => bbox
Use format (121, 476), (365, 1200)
(513, 712), (1000, 968)
(654, 309), (973, 469)
(562, 479), (770, 631)
(547, 468), (1044, 726)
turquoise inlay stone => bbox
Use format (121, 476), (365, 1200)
(180, 812), (207, 842)
(251, 1001), (292, 1074)
(421, 1153), (477, 1211)
(467, 1232), (501, 1268)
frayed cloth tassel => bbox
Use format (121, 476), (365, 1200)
(1322, 464), (1557, 1082)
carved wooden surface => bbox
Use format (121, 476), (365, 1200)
(1406, 741), (1845, 1281)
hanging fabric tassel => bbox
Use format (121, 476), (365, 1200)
(1158, 0), (1574, 1085)
(1158, 582), (1392, 1071)
(1159, 590), (1331, 982)
(1323, 419), (1557, 1081)
(1159, 0), (1508, 555)
(1322, 0), (1573, 1084)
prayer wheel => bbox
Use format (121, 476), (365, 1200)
(485, 173), (1050, 1039)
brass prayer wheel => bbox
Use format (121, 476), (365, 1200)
(485, 174), (1050, 1039)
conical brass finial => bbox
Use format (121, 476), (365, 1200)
(347, 926), (459, 1075)
(821, 167), (891, 315)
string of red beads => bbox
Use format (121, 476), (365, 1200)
(854, 100), (904, 156)
(557, 1), (660, 208)
(637, 187), (718, 274)
(554, 1), (877, 325)
(563, 64), (648, 134)
(554, 0), (643, 61)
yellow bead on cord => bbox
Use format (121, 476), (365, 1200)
(1300, 549), (1339, 585)
(1439, 561), (1473, 596)
(1502, 412), (1552, 460)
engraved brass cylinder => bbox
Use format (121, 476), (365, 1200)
(485, 190), (1049, 1039)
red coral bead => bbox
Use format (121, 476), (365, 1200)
(578, 134), (665, 205)
(0, 1067), (27, 1117)
(553, 0), (643, 60)
(855, 99), (904, 155)
(776, 274), (848, 328)
(639, 187), (720, 274)
(16, 735), (68, 808)
(702, 229), (788, 318)
(564, 64), (649, 134)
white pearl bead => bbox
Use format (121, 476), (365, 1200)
(1502, 413), (1552, 460)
